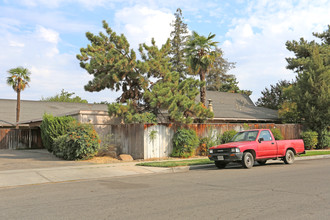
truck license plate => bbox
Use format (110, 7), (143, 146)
(217, 156), (224, 160)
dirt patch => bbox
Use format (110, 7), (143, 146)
(82, 156), (122, 164)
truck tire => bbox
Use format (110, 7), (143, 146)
(242, 152), (254, 169)
(258, 160), (267, 165)
(215, 161), (227, 169)
(284, 149), (295, 164)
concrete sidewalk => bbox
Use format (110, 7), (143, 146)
(0, 162), (189, 188)
(0, 149), (190, 188)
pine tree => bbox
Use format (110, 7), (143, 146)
(256, 80), (292, 110)
(169, 8), (189, 80)
(80, 20), (213, 124)
(206, 47), (235, 91)
(284, 25), (330, 147)
(77, 20), (146, 104)
(144, 72), (213, 124)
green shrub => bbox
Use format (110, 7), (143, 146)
(243, 123), (250, 130)
(199, 130), (221, 155)
(271, 128), (284, 140)
(53, 121), (100, 160)
(171, 128), (199, 158)
(40, 113), (76, 152)
(301, 130), (318, 150)
(318, 129), (330, 149)
(221, 130), (237, 144)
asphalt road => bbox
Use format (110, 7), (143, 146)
(0, 159), (329, 220)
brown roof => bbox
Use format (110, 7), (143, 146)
(0, 99), (108, 126)
(197, 91), (279, 122)
(0, 91), (278, 127)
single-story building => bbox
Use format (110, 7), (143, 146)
(1, 92), (296, 159)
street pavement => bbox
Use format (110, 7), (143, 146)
(0, 149), (329, 188)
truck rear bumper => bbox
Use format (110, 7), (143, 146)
(208, 152), (243, 162)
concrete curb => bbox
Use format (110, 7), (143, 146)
(170, 166), (190, 173)
(296, 154), (330, 160)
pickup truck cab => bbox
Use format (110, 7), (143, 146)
(208, 129), (305, 169)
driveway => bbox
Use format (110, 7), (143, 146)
(0, 149), (95, 171)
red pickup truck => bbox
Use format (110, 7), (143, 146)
(208, 129), (305, 169)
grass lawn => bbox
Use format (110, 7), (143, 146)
(299, 150), (330, 157)
(137, 150), (330, 167)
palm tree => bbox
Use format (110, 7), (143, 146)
(6, 67), (31, 129)
(185, 31), (218, 106)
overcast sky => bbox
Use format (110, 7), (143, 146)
(1, 0), (329, 104)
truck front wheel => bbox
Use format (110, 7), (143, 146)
(284, 149), (295, 164)
(242, 152), (254, 169)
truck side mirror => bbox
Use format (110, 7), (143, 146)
(258, 138), (264, 143)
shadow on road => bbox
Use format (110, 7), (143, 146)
(190, 161), (287, 170)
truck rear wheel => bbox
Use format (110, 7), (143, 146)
(215, 161), (227, 169)
(242, 152), (254, 169)
(284, 149), (295, 164)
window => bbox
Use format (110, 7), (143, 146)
(231, 131), (259, 142)
(259, 130), (272, 141)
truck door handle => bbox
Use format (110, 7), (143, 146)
(271, 143), (274, 145)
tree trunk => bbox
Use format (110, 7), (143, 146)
(16, 79), (21, 129)
(200, 70), (206, 106)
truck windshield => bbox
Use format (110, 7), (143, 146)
(230, 131), (259, 142)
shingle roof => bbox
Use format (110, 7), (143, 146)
(0, 99), (108, 126)
(0, 91), (278, 126)
(197, 91), (278, 121)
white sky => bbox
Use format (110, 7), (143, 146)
(0, 0), (329, 103)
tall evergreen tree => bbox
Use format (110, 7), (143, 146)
(284, 25), (330, 147)
(78, 21), (212, 124)
(206, 47), (236, 91)
(77, 20), (146, 105)
(256, 80), (292, 110)
(144, 71), (213, 124)
(185, 31), (218, 106)
(6, 67), (31, 129)
(169, 8), (189, 80)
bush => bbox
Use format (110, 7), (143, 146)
(53, 121), (101, 160)
(271, 128), (284, 140)
(318, 129), (330, 149)
(198, 129), (221, 156)
(171, 128), (199, 158)
(221, 130), (237, 144)
(301, 130), (318, 150)
(40, 113), (76, 152)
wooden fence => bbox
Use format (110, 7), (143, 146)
(0, 123), (302, 160)
(0, 128), (43, 149)
(104, 123), (302, 159)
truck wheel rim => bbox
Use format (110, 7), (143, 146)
(245, 155), (252, 166)
(287, 151), (294, 163)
